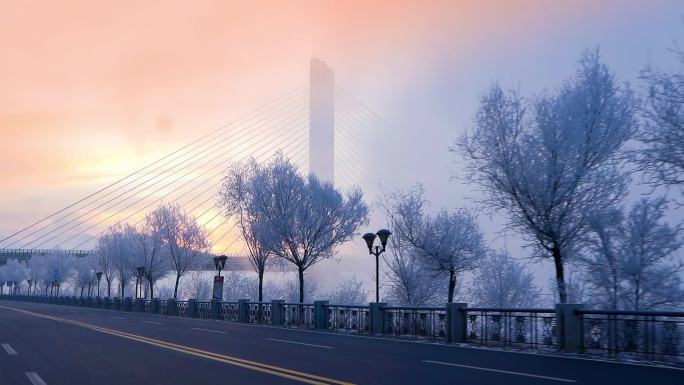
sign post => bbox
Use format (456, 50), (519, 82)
(212, 276), (224, 301)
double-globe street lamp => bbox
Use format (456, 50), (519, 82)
(362, 229), (392, 303)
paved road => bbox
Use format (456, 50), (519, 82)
(0, 300), (681, 385)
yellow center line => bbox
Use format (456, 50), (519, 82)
(0, 305), (355, 385)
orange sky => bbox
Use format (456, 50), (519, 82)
(1, 0), (681, 254)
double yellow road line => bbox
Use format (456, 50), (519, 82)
(0, 305), (355, 385)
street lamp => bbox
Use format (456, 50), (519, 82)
(213, 255), (228, 277)
(136, 266), (146, 299)
(362, 229), (392, 303)
(96, 272), (103, 297)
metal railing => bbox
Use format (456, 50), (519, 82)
(248, 302), (271, 324)
(1, 294), (681, 367)
(283, 303), (315, 329)
(220, 302), (239, 321)
(463, 308), (557, 350)
(197, 301), (212, 319)
(159, 299), (168, 315)
(326, 304), (369, 334)
(382, 306), (446, 340)
(176, 300), (189, 317)
(578, 309), (684, 364)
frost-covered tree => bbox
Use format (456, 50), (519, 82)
(95, 232), (117, 297)
(621, 198), (683, 310)
(112, 225), (136, 298)
(147, 204), (211, 299)
(219, 163), (273, 302)
(283, 276), (321, 303)
(381, 217), (446, 306)
(73, 254), (97, 297)
(26, 257), (43, 295)
(636, 49), (684, 196)
(182, 270), (212, 301)
(221, 270), (253, 301)
(325, 275), (368, 305)
(1, 259), (28, 294)
(469, 252), (541, 308)
(134, 214), (168, 299)
(0, 267), (6, 295)
(580, 208), (626, 309)
(226, 154), (368, 302)
(458, 50), (638, 302)
(386, 185), (485, 303)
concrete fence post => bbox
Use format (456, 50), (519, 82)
(151, 298), (160, 314)
(167, 299), (177, 316)
(187, 299), (197, 318)
(238, 299), (250, 323)
(314, 300), (329, 330)
(271, 300), (284, 326)
(556, 303), (584, 353)
(446, 303), (468, 343)
(369, 302), (386, 335)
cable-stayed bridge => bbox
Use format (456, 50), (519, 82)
(0, 59), (385, 263)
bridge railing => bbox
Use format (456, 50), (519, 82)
(463, 307), (557, 350)
(578, 309), (684, 364)
(1, 294), (682, 366)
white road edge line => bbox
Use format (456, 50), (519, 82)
(142, 321), (163, 325)
(422, 360), (577, 383)
(1, 343), (17, 355)
(191, 327), (226, 334)
(25, 372), (48, 385)
(266, 338), (334, 349)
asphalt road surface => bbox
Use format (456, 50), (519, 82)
(0, 300), (681, 385)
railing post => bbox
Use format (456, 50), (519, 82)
(271, 300), (284, 326)
(556, 303), (584, 353)
(369, 302), (386, 335)
(124, 297), (133, 311)
(211, 299), (221, 319)
(446, 303), (468, 343)
(167, 299), (177, 316)
(151, 298), (160, 314)
(314, 300), (329, 329)
(187, 299), (197, 318)
(238, 299), (250, 323)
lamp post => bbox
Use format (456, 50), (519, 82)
(96, 272), (103, 297)
(213, 255), (228, 277)
(362, 229), (391, 303)
(212, 255), (228, 300)
(135, 266), (146, 299)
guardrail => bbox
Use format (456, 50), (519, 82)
(463, 308), (557, 350)
(383, 306), (446, 341)
(0, 294), (681, 366)
(578, 309), (684, 364)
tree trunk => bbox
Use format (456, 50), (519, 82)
(120, 282), (125, 299)
(258, 270), (264, 302)
(298, 266), (305, 303)
(552, 245), (567, 304)
(447, 268), (456, 303)
(174, 273), (181, 299)
(149, 279), (154, 299)
(80, 287), (84, 297)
